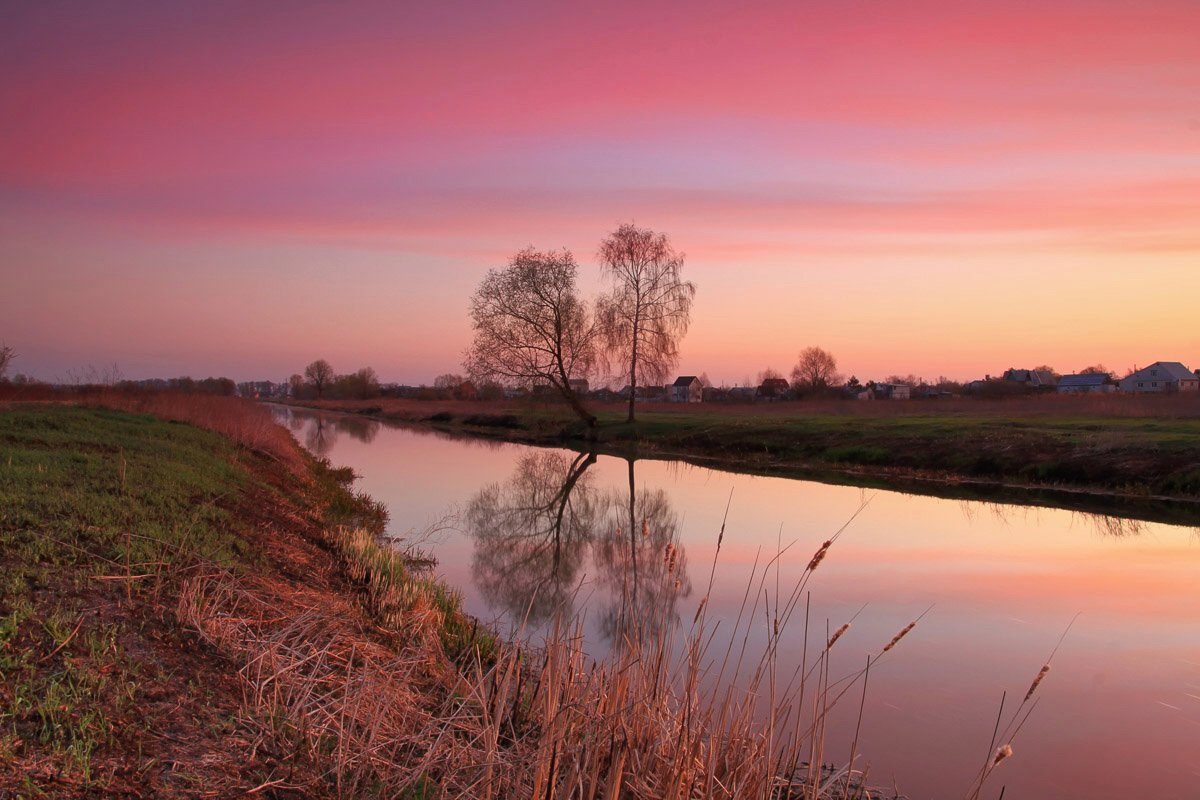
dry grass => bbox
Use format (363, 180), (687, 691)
(177, 506), (1006, 800)
(0, 385), (307, 475)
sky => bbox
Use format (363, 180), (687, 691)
(3, 0), (1199, 385)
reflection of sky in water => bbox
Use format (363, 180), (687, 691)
(275, 406), (1200, 800)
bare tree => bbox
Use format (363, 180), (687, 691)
(597, 224), (695, 423)
(465, 248), (599, 427)
(1080, 364), (1115, 380)
(304, 359), (334, 398)
(0, 343), (14, 381)
(756, 367), (784, 384)
(790, 346), (842, 394)
(1034, 364), (1061, 379)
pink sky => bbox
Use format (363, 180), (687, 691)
(3, 1), (1199, 384)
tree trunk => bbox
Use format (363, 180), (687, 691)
(560, 384), (597, 429)
(627, 317), (639, 424)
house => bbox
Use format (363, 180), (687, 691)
(669, 376), (704, 403)
(911, 385), (953, 399)
(619, 385), (667, 402)
(756, 377), (790, 401)
(589, 387), (619, 403)
(568, 378), (589, 396)
(872, 383), (912, 400)
(1118, 362), (1200, 393)
(1003, 368), (1058, 390)
(1057, 373), (1115, 394)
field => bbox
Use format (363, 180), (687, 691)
(282, 393), (1200, 504)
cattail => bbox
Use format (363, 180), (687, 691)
(806, 540), (832, 572)
(1024, 665), (1050, 702)
(642, 519), (650, 538)
(826, 623), (850, 650)
(692, 597), (708, 625)
(992, 744), (1013, 766)
(881, 621), (916, 653)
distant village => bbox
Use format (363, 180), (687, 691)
(172, 359), (1200, 404)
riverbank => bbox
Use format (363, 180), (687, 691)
(280, 396), (1200, 511)
(2, 396), (921, 799)
(0, 400), (488, 797)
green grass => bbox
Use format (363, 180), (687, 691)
(398, 402), (1200, 500)
(0, 407), (262, 787)
(0, 406), (254, 573)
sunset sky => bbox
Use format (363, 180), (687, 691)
(3, 0), (1199, 384)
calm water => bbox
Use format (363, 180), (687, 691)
(275, 406), (1200, 799)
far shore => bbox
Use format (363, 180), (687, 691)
(276, 394), (1200, 526)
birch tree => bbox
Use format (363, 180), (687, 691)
(597, 224), (695, 423)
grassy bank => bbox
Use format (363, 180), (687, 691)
(0, 400), (487, 797)
(285, 395), (1200, 504)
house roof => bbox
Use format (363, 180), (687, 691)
(1058, 373), (1109, 387)
(1005, 368), (1058, 386)
(1146, 361), (1196, 380)
(672, 376), (700, 387)
(759, 378), (789, 388)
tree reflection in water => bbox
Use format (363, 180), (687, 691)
(466, 452), (691, 649)
(593, 458), (692, 647)
(466, 452), (600, 626)
(298, 411), (380, 456)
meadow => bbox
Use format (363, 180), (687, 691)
(283, 392), (1200, 503)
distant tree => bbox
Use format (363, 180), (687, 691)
(196, 377), (236, 396)
(1079, 364), (1115, 380)
(934, 375), (962, 391)
(328, 368), (379, 400)
(756, 368), (784, 384)
(790, 346), (842, 394)
(349, 366), (380, 399)
(885, 373), (922, 386)
(465, 248), (599, 427)
(477, 381), (504, 401)
(1033, 364), (1061, 379)
(596, 224), (696, 423)
(288, 373), (305, 398)
(434, 373), (464, 390)
(0, 343), (14, 381)
(844, 375), (863, 393)
(304, 359), (334, 398)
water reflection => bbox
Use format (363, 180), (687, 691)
(466, 451), (600, 625)
(465, 452), (691, 646)
(275, 404), (1200, 800)
(593, 460), (692, 645)
(289, 410), (381, 456)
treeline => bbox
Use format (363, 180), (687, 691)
(288, 361), (382, 401)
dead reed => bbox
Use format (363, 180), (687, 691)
(85, 390), (307, 474)
(178, 504), (979, 800)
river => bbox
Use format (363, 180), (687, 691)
(274, 405), (1200, 799)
